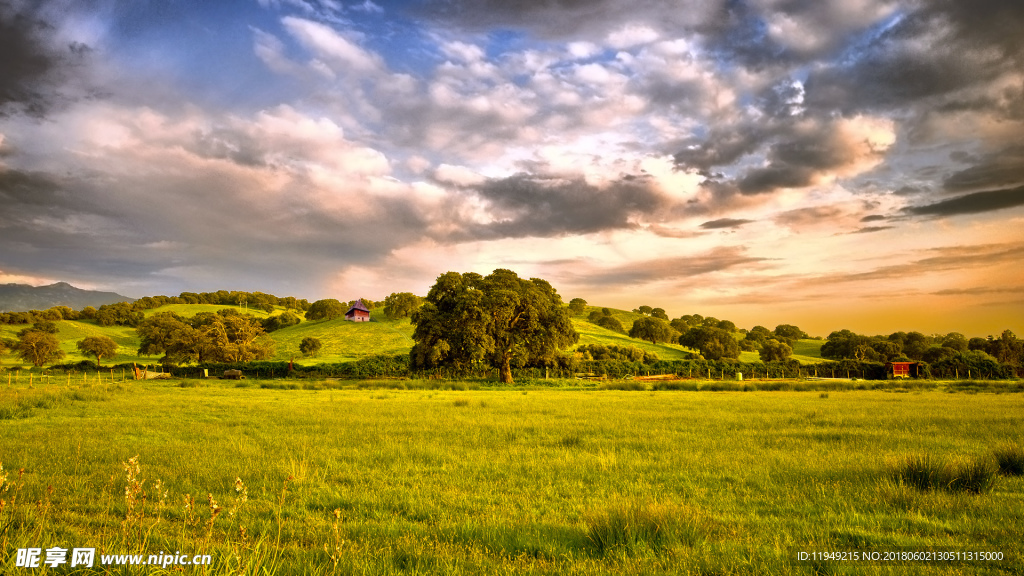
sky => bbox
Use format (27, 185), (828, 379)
(1, 0), (1022, 337)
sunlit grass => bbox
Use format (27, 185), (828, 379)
(1, 382), (1021, 574)
(268, 316), (414, 364)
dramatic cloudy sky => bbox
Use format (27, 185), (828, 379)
(2, 0), (1022, 336)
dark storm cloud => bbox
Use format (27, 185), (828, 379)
(0, 167), (63, 206)
(682, 114), (887, 198)
(903, 186), (1024, 218)
(942, 148), (1024, 193)
(696, 0), (796, 71)
(450, 173), (667, 241)
(860, 215), (886, 223)
(893, 185), (927, 196)
(0, 1), (89, 117)
(700, 218), (753, 229)
(803, 1), (1024, 116)
(774, 206), (844, 229)
(0, 150), (436, 296)
(674, 125), (768, 177)
(553, 246), (769, 288)
(849, 226), (893, 234)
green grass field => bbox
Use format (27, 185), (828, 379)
(1, 379), (1021, 574)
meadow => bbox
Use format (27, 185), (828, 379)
(1, 378), (1021, 575)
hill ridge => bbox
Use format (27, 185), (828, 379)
(0, 282), (135, 313)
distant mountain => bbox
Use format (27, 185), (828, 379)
(0, 282), (135, 313)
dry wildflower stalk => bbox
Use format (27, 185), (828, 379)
(0, 464), (23, 552)
(325, 507), (346, 569)
(230, 477), (248, 517)
(274, 476), (293, 548)
(121, 455), (150, 547)
(203, 492), (222, 548)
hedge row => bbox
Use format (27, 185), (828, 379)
(151, 354), (1021, 381)
(20, 353), (1017, 381)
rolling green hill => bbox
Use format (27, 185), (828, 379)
(570, 306), (698, 360)
(142, 303), (279, 318)
(269, 316), (415, 363)
(1, 302), (823, 369)
(739, 339), (824, 365)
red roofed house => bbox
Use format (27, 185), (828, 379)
(345, 299), (370, 322)
(886, 361), (920, 379)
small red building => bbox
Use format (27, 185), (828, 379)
(886, 361), (920, 379)
(345, 299), (370, 322)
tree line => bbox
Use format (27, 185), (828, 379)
(0, 290), (313, 327)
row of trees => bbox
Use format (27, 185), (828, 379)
(0, 290), (313, 328)
(302, 293), (424, 322)
(136, 310), (276, 364)
(820, 329), (1022, 366)
(568, 301), (807, 364)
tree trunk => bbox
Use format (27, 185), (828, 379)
(499, 359), (514, 384)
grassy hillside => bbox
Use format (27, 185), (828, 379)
(740, 339), (824, 365)
(792, 338), (823, 360)
(1, 302), (823, 369)
(1, 320), (150, 367)
(570, 306), (698, 360)
(142, 303), (279, 318)
(270, 315), (414, 364)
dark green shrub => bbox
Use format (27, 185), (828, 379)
(585, 502), (704, 555)
(994, 444), (1024, 476)
(890, 454), (998, 494)
(947, 458), (1000, 494)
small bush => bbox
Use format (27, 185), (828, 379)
(994, 444), (1024, 476)
(452, 399), (469, 407)
(599, 381), (647, 391)
(652, 381), (698, 391)
(585, 502), (705, 556)
(947, 457), (1000, 494)
(558, 434), (583, 448)
(890, 454), (998, 494)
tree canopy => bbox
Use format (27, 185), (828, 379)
(136, 311), (275, 364)
(382, 292), (424, 319)
(77, 336), (119, 367)
(299, 337), (322, 358)
(679, 326), (739, 361)
(567, 298), (588, 315)
(305, 299), (346, 321)
(16, 330), (65, 367)
(628, 316), (677, 345)
(758, 338), (792, 362)
(411, 269), (578, 384)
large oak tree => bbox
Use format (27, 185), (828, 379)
(410, 269), (578, 384)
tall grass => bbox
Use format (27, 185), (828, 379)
(889, 454), (999, 494)
(585, 502), (710, 555)
(993, 443), (1024, 476)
